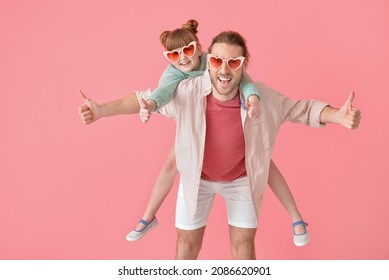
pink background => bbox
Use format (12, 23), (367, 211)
(1, 0), (388, 260)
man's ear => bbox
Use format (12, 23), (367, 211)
(243, 58), (248, 71)
(206, 52), (210, 70)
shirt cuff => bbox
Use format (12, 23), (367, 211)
(311, 101), (330, 128)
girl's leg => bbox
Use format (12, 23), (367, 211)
(134, 144), (178, 231)
(268, 160), (308, 237)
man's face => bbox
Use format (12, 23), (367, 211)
(208, 43), (247, 101)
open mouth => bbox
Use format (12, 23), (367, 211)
(218, 76), (232, 84)
(179, 61), (190, 66)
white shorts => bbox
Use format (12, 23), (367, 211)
(175, 176), (257, 230)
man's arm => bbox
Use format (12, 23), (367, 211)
(79, 90), (140, 125)
(319, 92), (361, 129)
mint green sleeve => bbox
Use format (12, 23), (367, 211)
(147, 53), (207, 110)
(146, 65), (188, 110)
(240, 72), (261, 102)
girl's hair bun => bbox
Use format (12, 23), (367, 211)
(182, 19), (198, 34)
(160, 31), (170, 48)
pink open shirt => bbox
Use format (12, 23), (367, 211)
(137, 70), (328, 220)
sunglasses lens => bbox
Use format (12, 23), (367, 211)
(209, 56), (223, 69)
(228, 58), (243, 70)
(167, 51), (179, 62)
(183, 44), (195, 57)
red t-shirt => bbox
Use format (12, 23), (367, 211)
(201, 92), (247, 182)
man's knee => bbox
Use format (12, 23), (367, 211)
(176, 227), (205, 260)
(229, 226), (256, 260)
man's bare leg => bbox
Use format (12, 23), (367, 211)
(229, 226), (256, 259)
(175, 227), (206, 260)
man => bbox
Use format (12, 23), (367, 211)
(137, 31), (361, 259)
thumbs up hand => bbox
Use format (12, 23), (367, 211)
(337, 91), (361, 129)
(246, 95), (261, 119)
(79, 90), (102, 124)
(139, 98), (152, 123)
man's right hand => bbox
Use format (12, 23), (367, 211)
(79, 90), (102, 124)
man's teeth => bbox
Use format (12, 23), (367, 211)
(180, 61), (190, 65)
(218, 77), (232, 82)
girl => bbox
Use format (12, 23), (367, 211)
(79, 20), (309, 246)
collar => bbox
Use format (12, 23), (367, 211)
(202, 69), (213, 96)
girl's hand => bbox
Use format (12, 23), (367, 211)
(245, 95), (261, 119)
(139, 98), (152, 123)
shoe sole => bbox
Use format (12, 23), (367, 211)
(126, 219), (158, 242)
(294, 236), (310, 247)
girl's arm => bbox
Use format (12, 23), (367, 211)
(142, 66), (205, 121)
(146, 52), (208, 112)
(240, 73), (261, 119)
(145, 65), (188, 112)
(241, 73), (261, 102)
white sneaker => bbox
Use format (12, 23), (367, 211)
(292, 221), (310, 246)
(126, 217), (158, 241)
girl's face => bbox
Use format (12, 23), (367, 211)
(163, 41), (202, 72)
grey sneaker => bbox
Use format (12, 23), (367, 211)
(292, 221), (310, 246)
(126, 217), (158, 241)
